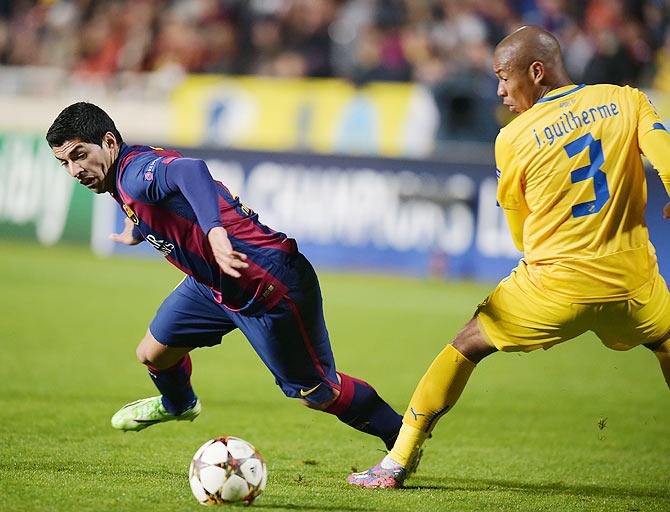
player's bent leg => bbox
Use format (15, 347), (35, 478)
(322, 372), (403, 451)
(111, 330), (200, 432)
(452, 318), (499, 363)
(136, 329), (199, 415)
(348, 318), (493, 489)
(644, 337), (670, 389)
(300, 387), (339, 410)
(235, 259), (403, 451)
(135, 330), (192, 369)
(296, 372), (402, 450)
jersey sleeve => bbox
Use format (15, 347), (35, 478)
(637, 89), (666, 140)
(163, 158), (223, 235)
(495, 130), (529, 251)
(635, 90), (670, 197)
(121, 155), (223, 235)
(120, 154), (178, 203)
(495, 130), (525, 210)
(640, 126), (670, 197)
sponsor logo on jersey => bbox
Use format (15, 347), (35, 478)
(146, 234), (175, 256)
(144, 157), (162, 181)
(122, 203), (139, 225)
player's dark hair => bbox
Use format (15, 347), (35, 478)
(46, 102), (124, 148)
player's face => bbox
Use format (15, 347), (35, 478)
(52, 134), (118, 194)
(493, 53), (538, 113)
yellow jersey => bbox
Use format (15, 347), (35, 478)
(495, 84), (667, 302)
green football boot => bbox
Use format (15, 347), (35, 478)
(111, 396), (201, 431)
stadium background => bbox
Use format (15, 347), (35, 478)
(0, 0), (668, 279)
(1, 2), (670, 511)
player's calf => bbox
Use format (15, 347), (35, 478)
(322, 372), (402, 450)
(300, 390), (339, 410)
(135, 331), (199, 415)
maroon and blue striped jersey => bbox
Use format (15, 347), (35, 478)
(110, 144), (298, 314)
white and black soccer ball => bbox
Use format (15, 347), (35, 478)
(189, 436), (267, 506)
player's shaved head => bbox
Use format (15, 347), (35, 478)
(493, 26), (573, 113)
(495, 26), (564, 74)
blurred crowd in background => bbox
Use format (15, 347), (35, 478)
(1, 0), (669, 142)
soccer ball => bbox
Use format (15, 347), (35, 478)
(189, 436), (267, 506)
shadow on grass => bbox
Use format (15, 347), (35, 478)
(405, 475), (669, 501)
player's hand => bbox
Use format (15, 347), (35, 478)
(109, 218), (143, 246)
(208, 226), (248, 278)
(664, 202), (670, 220)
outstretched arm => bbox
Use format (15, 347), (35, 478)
(163, 158), (249, 278)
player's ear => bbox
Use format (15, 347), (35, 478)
(103, 131), (117, 149)
(530, 61), (544, 84)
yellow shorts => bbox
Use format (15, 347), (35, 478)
(476, 260), (670, 352)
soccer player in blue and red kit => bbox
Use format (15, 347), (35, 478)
(46, 102), (402, 452)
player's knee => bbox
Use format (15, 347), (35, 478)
(135, 331), (171, 368)
(452, 318), (497, 364)
(135, 341), (154, 366)
(300, 388), (340, 411)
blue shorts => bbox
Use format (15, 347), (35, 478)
(149, 255), (339, 404)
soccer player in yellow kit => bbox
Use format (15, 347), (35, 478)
(348, 25), (670, 489)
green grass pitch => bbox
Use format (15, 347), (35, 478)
(0, 241), (668, 511)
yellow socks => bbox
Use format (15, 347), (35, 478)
(388, 423), (429, 469)
(653, 339), (670, 389)
(390, 344), (475, 467)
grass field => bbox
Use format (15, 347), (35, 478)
(1, 241), (668, 512)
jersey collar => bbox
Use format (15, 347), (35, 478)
(109, 142), (130, 198)
(537, 84), (585, 103)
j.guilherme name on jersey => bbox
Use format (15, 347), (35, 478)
(533, 102), (620, 148)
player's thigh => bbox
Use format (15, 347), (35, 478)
(593, 273), (670, 351)
(232, 260), (338, 404)
(477, 261), (590, 352)
(149, 276), (237, 349)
